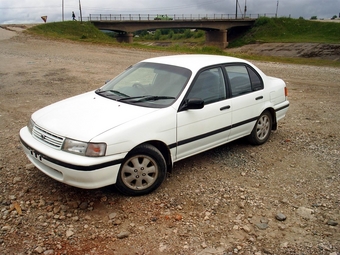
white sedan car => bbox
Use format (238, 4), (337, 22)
(20, 54), (289, 196)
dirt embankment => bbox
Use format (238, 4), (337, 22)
(227, 42), (340, 61)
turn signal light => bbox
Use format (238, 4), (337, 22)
(284, 87), (288, 97)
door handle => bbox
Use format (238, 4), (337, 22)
(256, 96), (263, 100)
(220, 105), (230, 111)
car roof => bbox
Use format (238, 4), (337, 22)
(141, 54), (250, 72)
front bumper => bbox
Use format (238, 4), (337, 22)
(20, 127), (125, 189)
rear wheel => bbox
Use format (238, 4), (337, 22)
(248, 110), (272, 145)
(116, 144), (167, 196)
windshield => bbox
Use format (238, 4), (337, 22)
(96, 62), (192, 108)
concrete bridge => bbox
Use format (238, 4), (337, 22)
(89, 14), (259, 48)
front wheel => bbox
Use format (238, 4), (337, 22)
(248, 110), (272, 145)
(115, 144), (167, 196)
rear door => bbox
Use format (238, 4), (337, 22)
(224, 64), (266, 141)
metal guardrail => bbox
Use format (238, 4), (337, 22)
(87, 13), (276, 21)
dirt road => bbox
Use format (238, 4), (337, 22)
(0, 27), (339, 254)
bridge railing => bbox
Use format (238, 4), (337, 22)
(87, 13), (276, 21)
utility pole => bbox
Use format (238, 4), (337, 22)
(276, 1), (279, 18)
(62, 0), (64, 21)
(79, 0), (83, 22)
(235, 0), (238, 19)
(244, 0), (247, 17)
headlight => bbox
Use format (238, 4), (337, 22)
(27, 118), (35, 134)
(62, 138), (106, 157)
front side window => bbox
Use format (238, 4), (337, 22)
(186, 67), (226, 104)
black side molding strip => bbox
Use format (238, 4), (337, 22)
(177, 115), (258, 147)
(275, 103), (290, 112)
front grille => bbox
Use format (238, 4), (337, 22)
(32, 125), (64, 149)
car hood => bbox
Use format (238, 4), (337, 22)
(32, 91), (159, 141)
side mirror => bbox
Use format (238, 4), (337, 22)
(179, 98), (204, 111)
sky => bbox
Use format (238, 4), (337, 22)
(0, 0), (339, 24)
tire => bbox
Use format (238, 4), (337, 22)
(116, 144), (167, 196)
(248, 110), (272, 145)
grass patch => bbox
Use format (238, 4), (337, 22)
(231, 17), (340, 46)
(27, 21), (117, 43)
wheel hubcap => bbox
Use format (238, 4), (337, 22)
(121, 155), (158, 190)
(256, 115), (270, 140)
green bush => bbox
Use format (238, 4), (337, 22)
(183, 29), (192, 39)
(194, 30), (205, 38)
(154, 30), (161, 40)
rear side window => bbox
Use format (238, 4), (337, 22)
(248, 67), (263, 91)
(225, 65), (263, 97)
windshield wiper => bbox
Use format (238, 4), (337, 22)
(96, 89), (129, 98)
(118, 95), (175, 102)
(136, 96), (175, 102)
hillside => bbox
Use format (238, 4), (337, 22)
(5, 17), (340, 64)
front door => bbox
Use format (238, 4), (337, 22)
(176, 67), (232, 160)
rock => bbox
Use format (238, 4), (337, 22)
(34, 246), (44, 254)
(275, 213), (287, 221)
(117, 231), (130, 239)
(67, 201), (79, 209)
(25, 163), (35, 170)
(72, 216), (79, 221)
(79, 201), (88, 210)
(174, 214), (182, 221)
(280, 242), (289, 248)
(13, 177), (21, 183)
(242, 225), (251, 233)
(197, 247), (225, 255)
(109, 212), (117, 219)
(8, 195), (16, 200)
(2, 225), (11, 231)
(327, 220), (338, 226)
(38, 199), (46, 207)
(256, 223), (269, 230)
(260, 218), (269, 224)
(66, 230), (74, 238)
(238, 201), (245, 209)
(159, 244), (167, 252)
(201, 242), (208, 248)
(296, 207), (314, 220)
(113, 219), (122, 225)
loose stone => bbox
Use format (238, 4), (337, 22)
(327, 220), (338, 226)
(275, 213), (287, 221)
(117, 231), (130, 239)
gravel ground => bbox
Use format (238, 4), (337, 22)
(0, 27), (339, 255)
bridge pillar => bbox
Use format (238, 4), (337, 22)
(205, 30), (228, 49)
(116, 32), (134, 43)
